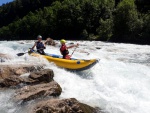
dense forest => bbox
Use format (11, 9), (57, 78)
(0, 0), (150, 44)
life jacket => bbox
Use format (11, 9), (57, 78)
(60, 44), (69, 57)
(36, 41), (44, 50)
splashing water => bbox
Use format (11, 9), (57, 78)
(0, 41), (150, 113)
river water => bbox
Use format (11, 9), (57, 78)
(0, 41), (150, 113)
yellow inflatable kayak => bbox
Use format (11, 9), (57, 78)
(28, 50), (98, 71)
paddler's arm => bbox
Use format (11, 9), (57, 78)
(42, 42), (46, 49)
(32, 42), (36, 50)
(67, 44), (79, 49)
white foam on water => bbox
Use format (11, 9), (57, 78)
(0, 90), (16, 113)
(0, 41), (150, 113)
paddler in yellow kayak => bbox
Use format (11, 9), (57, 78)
(32, 35), (46, 55)
(60, 39), (79, 59)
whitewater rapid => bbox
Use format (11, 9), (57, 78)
(0, 41), (150, 113)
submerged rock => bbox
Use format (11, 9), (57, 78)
(28, 69), (54, 84)
(0, 65), (43, 80)
(0, 69), (55, 87)
(0, 53), (12, 62)
(96, 47), (101, 49)
(69, 42), (74, 45)
(45, 38), (56, 46)
(33, 98), (98, 113)
(23, 69), (54, 85)
(18, 42), (25, 44)
(15, 81), (62, 102)
(0, 75), (24, 87)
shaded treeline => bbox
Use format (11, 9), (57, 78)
(0, 0), (150, 44)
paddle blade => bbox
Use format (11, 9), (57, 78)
(17, 53), (25, 56)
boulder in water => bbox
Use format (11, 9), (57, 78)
(15, 81), (62, 102)
(45, 38), (56, 46)
(0, 69), (54, 88)
(28, 69), (54, 84)
(0, 75), (24, 87)
(0, 65), (43, 80)
(33, 98), (98, 113)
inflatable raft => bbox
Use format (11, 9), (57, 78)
(28, 50), (98, 71)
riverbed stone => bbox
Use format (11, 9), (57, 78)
(28, 69), (54, 83)
(45, 38), (56, 46)
(32, 98), (98, 113)
(15, 81), (62, 102)
(0, 75), (24, 87)
(0, 65), (43, 80)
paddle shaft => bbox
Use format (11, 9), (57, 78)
(17, 48), (44, 56)
(70, 47), (77, 57)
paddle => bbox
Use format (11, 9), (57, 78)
(17, 48), (44, 56)
(17, 52), (28, 56)
(70, 45), (78, 57)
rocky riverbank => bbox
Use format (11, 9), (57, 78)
(0, 64), (102, 113)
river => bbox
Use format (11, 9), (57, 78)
(0, 41), (150, 113)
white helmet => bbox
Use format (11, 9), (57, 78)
(37, 35), (42, 39)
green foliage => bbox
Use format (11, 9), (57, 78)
(0, 0), (150, 44)
(139, 14), (150, 42)
(97, 18), (113, 41)
(0, 0), (57, 28)
(135, 0), (150, 13)
(112, 0), (140, 42)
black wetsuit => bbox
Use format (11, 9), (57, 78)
(36, 41), (45, 55)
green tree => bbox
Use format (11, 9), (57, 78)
(140, 14), (150, 43)
(97, 18), (113, 41)
(112, 0), (141, 42)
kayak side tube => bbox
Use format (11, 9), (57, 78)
(68, 59), (99, 71)
(29, 52), (98, 71)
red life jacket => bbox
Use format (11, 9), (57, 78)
(60, 44), (67, 52)
(60, 44), (70, 59)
